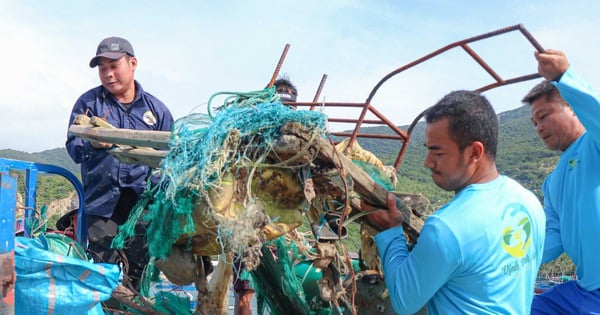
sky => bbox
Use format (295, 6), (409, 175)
(2, 0), (600, 153)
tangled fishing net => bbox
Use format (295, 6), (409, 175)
(114, 87), (327, 262)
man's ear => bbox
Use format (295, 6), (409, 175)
(130, 56), (138, 70)
(470, 141), (485, 161)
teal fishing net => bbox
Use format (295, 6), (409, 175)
(352, 160), (395, 191)
(252, 237), (311, 315)
(115, 87), (328, 259)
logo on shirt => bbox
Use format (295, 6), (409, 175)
(500, 203), (533, 258)
(143, 110), (157, 126)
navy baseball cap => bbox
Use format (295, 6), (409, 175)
(89, 36), (135, 68)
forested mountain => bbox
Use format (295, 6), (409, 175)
(0, 147), (79, 175)
(0, 148), (79, 222)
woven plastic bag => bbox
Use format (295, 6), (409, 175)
(15, 236), (120, 315)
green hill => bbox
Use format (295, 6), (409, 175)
(0, 147), (79, 176)
(0, 147), (80, 224)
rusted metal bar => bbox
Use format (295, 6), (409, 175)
(367, 104), (409, 140)
(461, 44), (503, 83)
(343, 100), (410, 155)
(295, 102), (367, 108)
(267, 43), (291, 88)
(331, 132), (405, 140)
(273, 24), (545, 171)
(328, 118), (385, 124)
(518, 24), (546, 53)
(475, 73), (542, 93)
(343, 103), (370, 153)
(365, 24), (526, 105)
(310, 74), (328, 109)
(359, 24), (545, 170)
(394, 108), (429, 171)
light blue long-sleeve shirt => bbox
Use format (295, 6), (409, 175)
(541, 67), (600, 291)
(375, 175), (545, 314)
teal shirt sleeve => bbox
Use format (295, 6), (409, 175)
(555, 67), (600, 139)
(540, 178), (564, 264)
(374, 216), (461, 314)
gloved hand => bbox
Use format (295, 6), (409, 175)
(360, 192), (407, 232)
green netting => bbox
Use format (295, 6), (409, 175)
(352, 160), (395, 191)
(252, 237), (311, 314)
(121, 260), (194, 315)
(25, 204), (48, 237)
(114, 87), (328, 259)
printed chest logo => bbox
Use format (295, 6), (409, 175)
(568, 158), (578, 170)
(500, 203), (533, 258)
(143, 111), (157, 126)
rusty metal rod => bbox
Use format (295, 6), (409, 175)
(268, 24), (545, 172)
(328, 118), (386, 124)
(518, 24), (546, 53)
(475, 73), (542, 93)
(367, 104), (410, 140)
(330, 132), (405, 140)
(267, 43), (291, 88)
(311, 74), (328, 107)
(365, 24), (536, 105)
(294, 102), (368, 108)
(461, 44), (504, 83)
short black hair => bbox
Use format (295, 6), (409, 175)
(521, 80), (565, 106)
(273, 74), (297, 96)
(425, 90), (498, 159)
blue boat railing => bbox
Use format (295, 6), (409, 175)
(0, 157), (87, 247)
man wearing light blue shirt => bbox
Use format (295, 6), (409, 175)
(523, 49), (600, 314)
(362, 90), (546, 314)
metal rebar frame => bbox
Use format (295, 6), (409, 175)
(269, 24), (545, 171)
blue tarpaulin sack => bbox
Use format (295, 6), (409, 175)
(14, 235), (121, 315)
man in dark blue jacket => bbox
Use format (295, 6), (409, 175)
(66, 36), (173, 290)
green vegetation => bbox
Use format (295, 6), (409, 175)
(0, 148), (79, 230)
